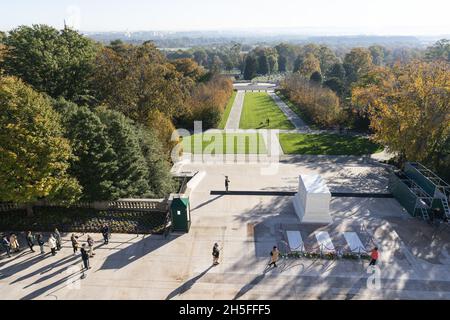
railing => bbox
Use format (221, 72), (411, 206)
(0, 199), (169, 213)
(108, 200), (167, 211)
(0, 203), (24, 212)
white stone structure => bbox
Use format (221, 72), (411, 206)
(293, 174), (332, 224)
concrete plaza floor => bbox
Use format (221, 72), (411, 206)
(2, 156), (450, 300)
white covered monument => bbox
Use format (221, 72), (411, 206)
(293, 174), (332, 224)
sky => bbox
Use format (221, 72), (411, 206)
(1, 0), (450, 35)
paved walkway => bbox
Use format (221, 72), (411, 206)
(225, 90), (245, 130)
(268, 92), (310, 130)
(1, 158), (450, 300)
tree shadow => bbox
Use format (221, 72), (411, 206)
(165, 265), (214, 300)
(100, 234), (181, 270)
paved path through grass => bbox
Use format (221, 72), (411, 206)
(218, 91), (237, 129)
(270, 92), (310, 130)
(225, 91), (245, 130)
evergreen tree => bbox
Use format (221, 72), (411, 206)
(243, 55), (257, 80)
(136, 127), (177, 197)
(97, 108), (152, 198)
(60, 103), (118, 201)
(310, 71), (323, 84)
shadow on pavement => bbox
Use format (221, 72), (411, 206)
(233, 266), (272, 300)
(100, 234), (181, 270)
(165, 265), (215, 300)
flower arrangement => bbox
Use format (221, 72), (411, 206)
(281, 250), (371, 261)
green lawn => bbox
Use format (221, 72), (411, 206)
(276, 92), (320, 130)
(218, 91), (237, 129)
(182, 133), (267, 154)
(240, 92), (294, 130)
(279, 133), (383, 155)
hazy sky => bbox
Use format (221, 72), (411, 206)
(1, 0), (450, 35)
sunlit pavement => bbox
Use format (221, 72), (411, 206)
(2, 157), (450, 300)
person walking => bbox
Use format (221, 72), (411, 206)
(1, 235), (11, 258)
(37, 233), (45, 254)
(80, 244), (91, 270)
(369, 247), (379, 267)
(54, 228), (62, 251)
(101, 225), (110, 245)
(9, 233), (20, 253)
(48, 234), (57, 256)
(225, 176), (230, 193)
(212, 243), (220, 266)
(71, 234), (80, 255)
(268, 246), (280, 268)
(26, 231), (35, 252)
(87, 235), (95, 257)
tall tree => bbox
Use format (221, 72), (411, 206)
(0, 77), (81, 204)
(97, 108), (153, 198)
(326, 62), (346, 80)
(352, 61), (450, 176)
(298, 53), (321, 78)
(92, 43), (188, 122)
(59, 102), (118, 201)
(258, 54), (270, 75)
(344, 48), (374, 86)
(318, 46), (340, 75)
(243, 55), (257, 80)
(1, 25), (97, 101)
(136, 127), (177, 197)
(369, 45), (387, 66)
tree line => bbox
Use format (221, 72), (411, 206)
(279, 40), (449, 181)
(0, 25), (233, 204)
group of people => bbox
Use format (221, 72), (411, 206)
(1, 225), (111, 272)
(1, 229), (62, 258)
(210, 244), (380, 269)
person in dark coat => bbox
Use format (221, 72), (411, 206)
(212, 243), (220, 266)
(54, 228), (62, 251)
(1, 235), (11, 258)
(101, 225), (110, 244)
(80, 244), (91, 270)
(71, 234), (79, 255)
(37, 233), (45, 254)
(26, 231), (35, 252)
(225, 176), (230, 192)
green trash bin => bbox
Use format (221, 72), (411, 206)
(170, 196), (191, 233)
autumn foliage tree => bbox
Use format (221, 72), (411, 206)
(281, 74), (343, 128)
(92, 42), (189, 122)
(0, 76), (81, 204)
(352, 61), (450, 179)
(181, 76), (234, 130)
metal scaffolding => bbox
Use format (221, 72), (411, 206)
(405, 162), (450, 219)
